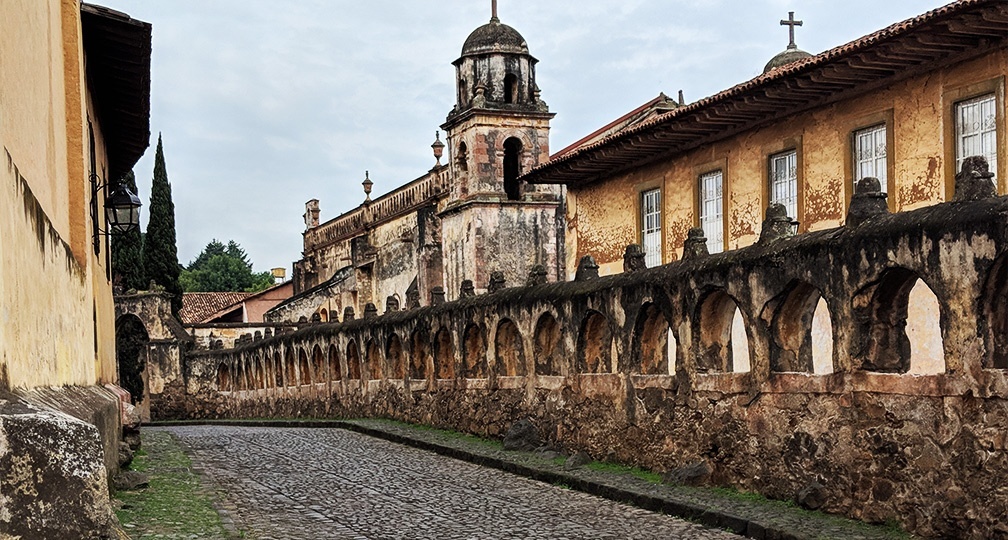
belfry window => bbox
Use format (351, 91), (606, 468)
(956, 93), (997, 175)
(769, 149), (798, 220)
(641, 188), (661, 267)
(504, 73), (518, 104)
(503, 137), (522, 200)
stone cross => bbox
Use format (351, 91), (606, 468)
(780, 11), (802, 48)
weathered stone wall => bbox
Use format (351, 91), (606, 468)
(169, 191), (1008, 538)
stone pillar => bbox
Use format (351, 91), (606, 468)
(954, 155), (996, 202)
(846, 177), (889, 228)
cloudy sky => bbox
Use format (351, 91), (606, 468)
(100, 0), (949, 274)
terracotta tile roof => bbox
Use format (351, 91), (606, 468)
(179, 292), (252, 325)
(522, 0), (1008, 186)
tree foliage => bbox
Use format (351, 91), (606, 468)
(111, 170), (145, 291)
(142, 134), (183, 314)
(180, 239), (274, 293)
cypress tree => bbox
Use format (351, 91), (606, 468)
(143, 134), (183, 314)
(111, 170), (145, 291)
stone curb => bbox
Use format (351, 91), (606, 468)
(151, 420), (901, 540)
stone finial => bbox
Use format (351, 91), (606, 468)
(954, 155), (997, 202)
(343, 306), (355, 321)
(460, 279), (476, 298)
(310, 312), (322, 324)
(263, 328), (273, 339)
(526, 264), (548, 287)
(846, 177), (889, 228)
(575, 255), (599, 281)
(623, 244), (647, 273)
(682, 228), (709, 260)
(253, 331), (262, 341)
(488, 271), (506, 293)
(473, 84), (487, 108)
(364, 303), (378, 319)
(298, 316), (308, 324)
(385, 295), (400, 313)
(405, 280), (421, 310)
(758, 203), (798, 244)
(431, 286), (446, 306)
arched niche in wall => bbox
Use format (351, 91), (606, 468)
(312, 345), (325, 384)
(216, 363), (231, 392)
(273, 352), (283, 387)
(762, 281), (834, 374)
(462, 324), (487, 378)
(328, 344), (342, 381)
(285, 347), (296, 386)
(433, 327), (455, 380)
(695, 290), (751, 373)
(534, 312), (563, 376)
(346, 340), (362, 380)
(577, 310), (613, 374)
(632, 303), (671, 375)
(494, 319), (526, 377)
(366, 339), (383, 380)
(410, 328), (430, 380)
(298, 348), (311, 386)
(387, 334), (406, 380)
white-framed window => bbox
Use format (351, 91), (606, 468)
(955, 93), (998, 174)
(853, 124), (887, 192)
(769, 150), (798, 220)
(641, 188), (661, 268)
(699, 170), (724, 254)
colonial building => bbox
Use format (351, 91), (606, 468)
(277, 6), (654, 323)
(1, 1), (151, 536)
(522, 0), (1008, 277)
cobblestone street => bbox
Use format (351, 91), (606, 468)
(164, 426), (743, 540)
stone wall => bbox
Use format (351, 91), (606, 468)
(167, 184), (1008, 538)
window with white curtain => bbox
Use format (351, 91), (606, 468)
(769, 150), (798, 219)
(699, 170), (723, 254)
(853, 124), (887, 192)
(641, 188), (661, 267)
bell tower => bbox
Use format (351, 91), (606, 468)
(439, 3), (562, 298)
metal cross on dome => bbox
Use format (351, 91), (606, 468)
(781, 11), (803, 48)
(491, 0), (499, 22)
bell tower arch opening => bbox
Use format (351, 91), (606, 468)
(503, 137), (522, 200)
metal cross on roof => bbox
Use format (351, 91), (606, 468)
(780, 11), (803, 49)
(491, 0), (499, 22)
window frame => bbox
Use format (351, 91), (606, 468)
(697, 168), (725, 254)
(639, 186), (662, 268)
(943, 76), (1005, 198)
(843, 109), (895, 212)
(767, 148), (799, 223)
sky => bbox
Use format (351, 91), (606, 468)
(99, 0), (950, 274)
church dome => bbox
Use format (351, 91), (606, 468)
(461, 19), (529, 56)
(763, 45), (812, 73)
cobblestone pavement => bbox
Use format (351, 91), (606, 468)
(164, 426), (744, 540)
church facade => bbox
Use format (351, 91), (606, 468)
(274, 10), (580, 322)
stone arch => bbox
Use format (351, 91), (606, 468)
(577, 310), (612, 373)
(503, 137), (522, 201)
(263, 352), (273, 388)
(298, 347), (311, 385)
(346, 340), (362, 380)
(534, 312), (562, 376)
(457, 141), (469, 171)
(319, 308), (329, 322)
(216, 363), (231, 391)
(982, 251), (1008, 369)
(632, 303), (670, 375)
(273, 351), (283, 387)
(387, 334), (406, 379)
(285, 347), (296, 386)
(433, 327), (455, 379)
(410, 328), (430, 380)
(312, 344), (325, 383)
(114, 314), (149, 402)
(462, 323), (487, 378)
(763, 281), (833, 374)
(328, 344), (342, 381)
(696, 290), (751, 373)
(494, 319), (527, 377)
(234, 359), (245, 391)
(366, 339), (383, 380)
(853, 267), (944, 374)
(255, 354), (266, 389)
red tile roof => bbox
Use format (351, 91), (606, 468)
(179, 292), (252, 325)
(522, 0), (1008, 186)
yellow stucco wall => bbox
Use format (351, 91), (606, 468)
(0, 0), (117, 389)
(569, 48), (1008, 276)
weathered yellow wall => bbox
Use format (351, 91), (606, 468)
(569, 48), (1008, 275)
(0, 0), (117, 389)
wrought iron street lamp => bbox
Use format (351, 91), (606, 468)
(91, 173), (142, 251)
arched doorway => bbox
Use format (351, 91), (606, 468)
(115, 314), (149, 405)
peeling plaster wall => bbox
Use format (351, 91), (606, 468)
(568, 47), (1008, 275)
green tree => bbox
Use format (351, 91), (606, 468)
(142, 134), (183, 314)
(180, 239), (275, 293)
(111, 170), (145, 291)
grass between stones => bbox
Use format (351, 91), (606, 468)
(113, 430), (234, 539)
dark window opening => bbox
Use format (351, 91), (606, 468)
(459, 78), (467, 105)
(503, 137), (522, 200)
(457, 141), (468, 171)
(504, 73), (518, 104)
